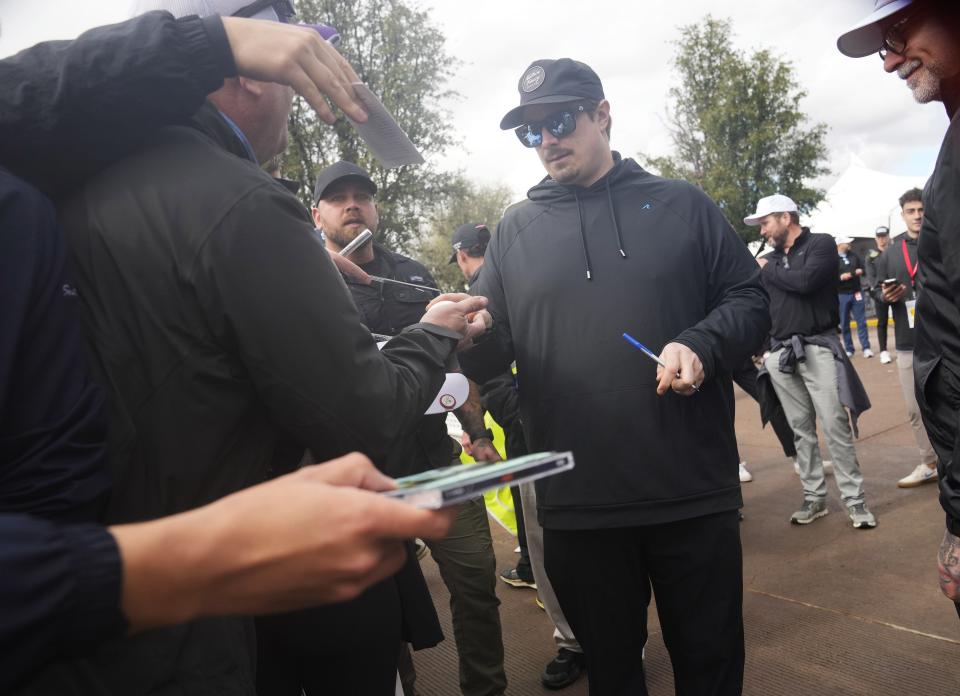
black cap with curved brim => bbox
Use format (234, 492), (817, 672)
(449, 222), (491, 263)
(499, 58), (604, 130)
(875, 225), (891, 236)
(836, 0), (914, 58)
(313, 160), (377, 203)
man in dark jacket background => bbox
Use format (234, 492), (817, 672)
(836, 236), (874, 358)
(837, 0), (960, 615)
(459, 58), (770, 695)
(747, 194), (876, 530)
(309, 163), (507, 696)
(865, 225), (894, 363)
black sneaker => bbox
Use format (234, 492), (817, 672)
(499, 567), (536, 589)
(541, 648), (585, 690)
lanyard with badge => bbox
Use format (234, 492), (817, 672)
(901, 239), (919, 288)
(901, 239), (918, 329)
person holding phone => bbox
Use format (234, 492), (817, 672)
(876, 188), (939, 488)
(836, 236), (874, 358)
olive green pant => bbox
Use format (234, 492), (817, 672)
(401, 496), (506, 696)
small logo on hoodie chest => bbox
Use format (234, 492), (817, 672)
(641, 202), (654, 211)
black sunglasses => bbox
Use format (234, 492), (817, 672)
(231, 0), (296, 23)
(877, 7), (924, 59)
(514, 105), (586, 148)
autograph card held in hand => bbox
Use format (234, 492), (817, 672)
(384, 451), (575, 509)
(348, 83), (425, 168)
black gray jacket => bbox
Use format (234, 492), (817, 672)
(41, 103), (457, 695)
(460, 154), (770, 529)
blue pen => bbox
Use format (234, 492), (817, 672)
(622, 332), (700, 392)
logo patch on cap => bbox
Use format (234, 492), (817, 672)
(521, 66), (546, 93)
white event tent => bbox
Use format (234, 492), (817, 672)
(803, 156), (927, 240)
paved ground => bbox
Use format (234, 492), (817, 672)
(411, 328), (960, 695)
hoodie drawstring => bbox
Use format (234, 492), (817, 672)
(606, 179), (627, 259)
(574, 192), (593, 280)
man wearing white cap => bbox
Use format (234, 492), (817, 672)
(745, 194), (877, 529)
(835, 235), (873, 358)
(838, 0), (960, 609)
(38, 0), (490, 692)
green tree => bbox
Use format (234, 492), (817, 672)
(413, 177), (515, 292)
(282, 0), (461, 251)
(645, 16), (829, 243)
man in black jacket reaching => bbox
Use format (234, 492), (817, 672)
(458, 58), (770, 695)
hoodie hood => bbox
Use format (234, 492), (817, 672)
(526, 151), (644, 279)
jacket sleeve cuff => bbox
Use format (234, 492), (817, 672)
(59, 524), (128, 653)
(177, 14), (236, 91)
(403, 322), (463, 343)
(673, 333), (716, 382)
(946, 513), (960, 538)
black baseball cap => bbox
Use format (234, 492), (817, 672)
(449, 222), (491, 263)
(313, 161), (377, 203)
(499, 58), (605, 130)
(875, 225), (890, 236)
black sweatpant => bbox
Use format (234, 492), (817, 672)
(543, 511), (744, 696)
(873, 297), (891, 352)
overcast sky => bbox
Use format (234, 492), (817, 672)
(0, 1), (948, 201)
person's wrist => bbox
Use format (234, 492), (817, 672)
(468, 428), (495, 443)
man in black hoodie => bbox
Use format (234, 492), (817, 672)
(458, 58), (770, 695)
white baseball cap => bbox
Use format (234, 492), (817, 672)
(743, 194), (798, 226)
(836, 0), (914, 58)
(835, 236), (855, 244)
(129, 0), (292, 22)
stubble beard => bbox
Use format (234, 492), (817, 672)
(900, 57), (953, 104)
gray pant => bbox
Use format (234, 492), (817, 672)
(764, 345), (866, 506)
(519, 481), (581, 653)
(897, 350), (938, 467)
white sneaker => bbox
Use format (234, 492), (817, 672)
(845, 351), (854, 358)
(738, 461), (753, 483)
(880, 351), (892, 364)
(897, 464), (938, 488)
(863, 349), (874, 358)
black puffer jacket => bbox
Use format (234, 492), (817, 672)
(460, 154), (769, 529)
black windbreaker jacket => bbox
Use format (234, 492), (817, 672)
(33, 104), (458, 695)
(460, 154), (769, 529)
(914, 111), (960, 534)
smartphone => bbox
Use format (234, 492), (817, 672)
(881, 278), (898, 286)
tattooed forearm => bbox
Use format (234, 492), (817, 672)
(937, 529), (960, 601)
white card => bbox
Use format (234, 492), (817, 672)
(347, 83), (425, 168)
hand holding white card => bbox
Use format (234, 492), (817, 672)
(347, 83), (425, 168)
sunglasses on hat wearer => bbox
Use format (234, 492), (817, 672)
(232, 0), (296, 22)
(877, 5), (928, 59)
(514, 104), (586, 148)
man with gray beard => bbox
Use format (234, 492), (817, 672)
(839, 0), (960, 615)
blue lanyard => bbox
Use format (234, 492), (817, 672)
(217, 110), (258, 163)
